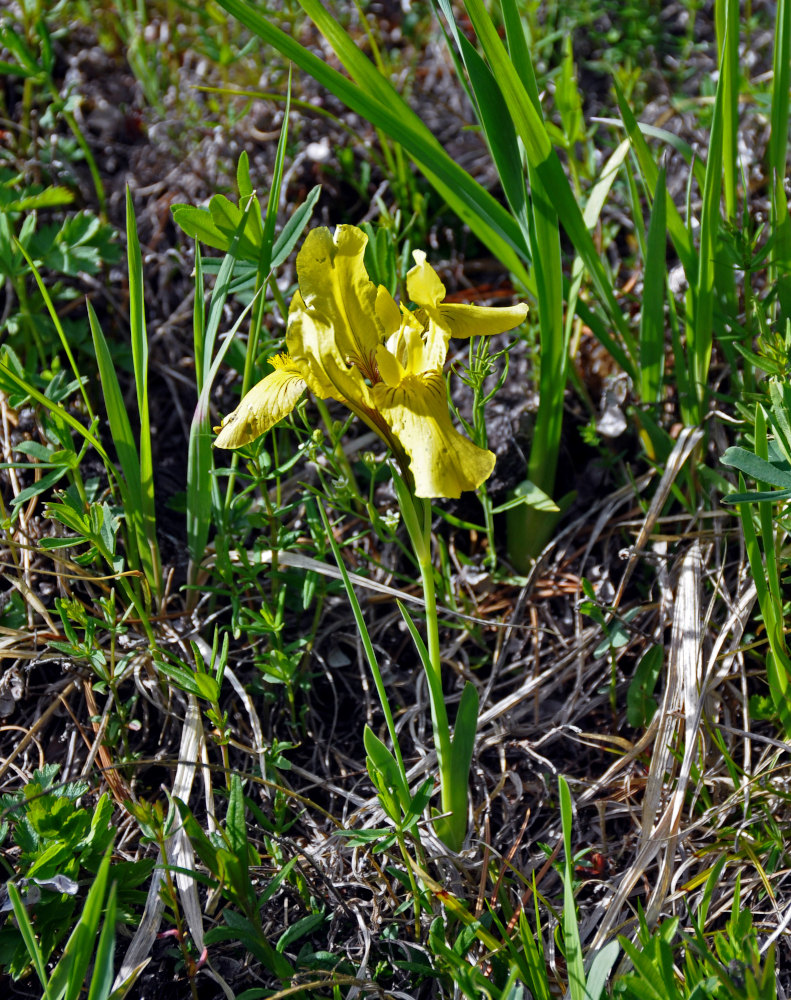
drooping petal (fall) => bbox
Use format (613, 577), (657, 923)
(215, 354), (307, 449)
(372, 372), (496, 499)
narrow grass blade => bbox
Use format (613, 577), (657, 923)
(690, 32), (726, 421)
(559, 776), (586, 1000)
(214, 0), (530, 282)
(770, 0), (791, 320)
(716, 0), (739, 220)
(87, 883), (117, 1000)
(259, 69), (291, 278)
(565, 138), (633, 375)
(769, 0), (791, 185)
(639, 168), (667, 406)
(317, 500), (408, 794)
(87, 300), (145, 575)
(14, 241), (95, 422)
(468, 0), (637, 370)
(46, 847), (113, 1000)
(187, 199), (257, 581)
(0, 359), (107, 459)
(614, 80), (695, 280)
(125, 188), (162, 596)
(7, 882), (48, 990)
(397, 599), (448, 772)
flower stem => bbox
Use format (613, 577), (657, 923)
(395, 473), (466, 847)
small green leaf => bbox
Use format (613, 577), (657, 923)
(627, 645), (663, 728)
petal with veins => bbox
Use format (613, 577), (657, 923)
(373, 372), (495, 499)
(215, 354), (307, 449)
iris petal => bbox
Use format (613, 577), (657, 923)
(435, 301), (529, 339)
(373, 372), (496, 499)
(293, 226), (390, 380)
(215, 355), (307, 449)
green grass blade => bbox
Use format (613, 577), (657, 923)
(14, 241), (95, 422)
(260, 69), (291, 277)
(397, 599), (448, 769)
(187, 223), (245, 575)
(125, 188), (162, 597)
(86, 300), (145, 576)
(466, 0), (637, 372)
(614, 80), (696, 281)
(640, 168), (668, 405)
(770, 0), (791, 321)
(559, 776), (586, 1000)
(567, 139), (632, 374)
(46, 848), (112, 1000)
(214, 0), (530, 283)
(754, 407), (782, 612)
(87, 883), (117, 1000)
(8, 882), (48, 990)
(0, 359), (107, 460)
(690, 38), (726, 421)
(770, 0), (791, 183)
(716, 0), (739, 220)
(317, 500), (408, 792)
(187, 274), (259, 585)
(193, 244), (206, 391)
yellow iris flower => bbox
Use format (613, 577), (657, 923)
(215, 225), (528, 499)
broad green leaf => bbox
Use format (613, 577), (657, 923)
(364, 725), (408, 806)
(276, 911), (325, 953)
(448, 681), (478, 845)
(627, 644), (663, 728)
(226, 773), (248, 860)
(721, 447), (791, 489)
(584, 940), (620, 1000)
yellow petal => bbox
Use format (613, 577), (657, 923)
(406, 249), (446, 310)
(286, 292), (341, 399)
(375, 344), (405, 387)
(406, 247), (528, 358)
(376, 284), (402, 336)
(292, 226), (391, 381)
(215, 355), (306, 449)
(372, 372), (495, 499)
(435, 301), (528, 339)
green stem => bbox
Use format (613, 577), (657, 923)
(396, 481), (456, 829)
(60, 107), (107, 220)
(317, 500), (410, 799)
(315, 397), (364, 506)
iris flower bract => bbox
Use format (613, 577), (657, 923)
(215, 225), (528, 498)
